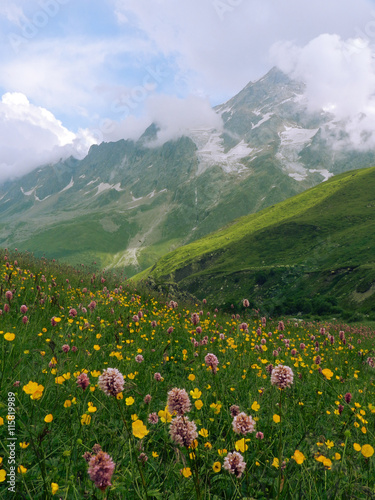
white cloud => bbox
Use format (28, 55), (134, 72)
(271, 33), (375, 149)
(146, 94), (223, 145)
(0, 92), (95, 184)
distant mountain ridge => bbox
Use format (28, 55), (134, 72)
(1, 66), (375, 276)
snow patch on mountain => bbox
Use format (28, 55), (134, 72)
(189, 129), (252, 175)
(21, 186), (37, 196)
(277, 126), (319, 181)
(60, 177), (74, 192)
(95, 182), (124, 196)
(252, 113), (273, 129)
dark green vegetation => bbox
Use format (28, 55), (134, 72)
(134, 166), (375, 321)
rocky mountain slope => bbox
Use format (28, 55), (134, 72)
(1, 67), (375, 276)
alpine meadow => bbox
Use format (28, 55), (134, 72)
(1, 2), (375, 498)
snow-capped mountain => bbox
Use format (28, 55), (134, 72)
(1, 67), (375, 274)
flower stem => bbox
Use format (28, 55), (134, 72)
(115, 399), (149, 499)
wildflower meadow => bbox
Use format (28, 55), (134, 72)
(0, 249), (374, 499)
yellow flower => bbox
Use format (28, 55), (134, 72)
(210, 402), (221, 414)
(90, 370), (101, 377)
(325, 440), (334, 449)
(87, 402), (97, 413)
(23, 381), (44, 400)
(353, 443), (361, 451)
(44, 414), (53, 423)
(131, 414), (138, 421)
(189, 439), (198, 450)
(0, 417), (3, 426)
(188, 374), (195, 381)
(361, 444), (374, 458)
(334, 453), (341, 460)
(19, 442), (30, 449)
(322, 369), (333, 380)
(17, 465), (27, 474)
(152, 451), (159, 458)
(0, 470), (6, 482)
(4, 332), (15, 341)
(218, 449), (227, 456)
(51, 482), (59, 495)
(199, 428), (209, 438)
(181, 467), (192, 478)
(126, 397), (135, 406)
(116, 392), (123, 400)
(190, 388), (202, 399)
(93, 345), (100, 351)
(251, 401), (260, 412)
(213, 461), (221, 472)
(291, 450), (305, 464)
(195, 400), (203, 410)
(64, 400), (72, 408)
(158, 406), (173, 423)
(273, 414), (281, 423)
(81, 414), (91, 425)
(235, 438), (249, 453)
(204, 442), (212, 449)
(272, 457), (279, 468)
(132, 419), (149, 439)
(55, 376), (65, 385)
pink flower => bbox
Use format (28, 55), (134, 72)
(22, 316), (28, 324)
(191, 313), (200, 325)
(223, 451), (246, 478)
(232, 412), (256, 435)
(169, 416), (197, 448)
(77, 373), (90, 390)
(20, 305), (28, 314)
(270, 365), (294, 389)
(62, 344), (70, 353)
(205, 353), (219, 374)
(148, 412), (158, 424)
(5, 290), (13, 301)
(69, 308), (78, 317)
(167, 387), (191, 416)
(135, 354), (144, 363)
(243, 299), (250, 308)
(154, 372), (162, 381)
(87, 451), (115, 491)
(98, 368), (124, 397)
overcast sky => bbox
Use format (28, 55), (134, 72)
(1, 0), (375, 183)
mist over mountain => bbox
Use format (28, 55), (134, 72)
(1, 66), (375, 276)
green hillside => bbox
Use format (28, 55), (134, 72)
(134, 166), (375, 319)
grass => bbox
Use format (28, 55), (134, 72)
(0, 249), (374, 499)
(133, 166), (375, 318)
